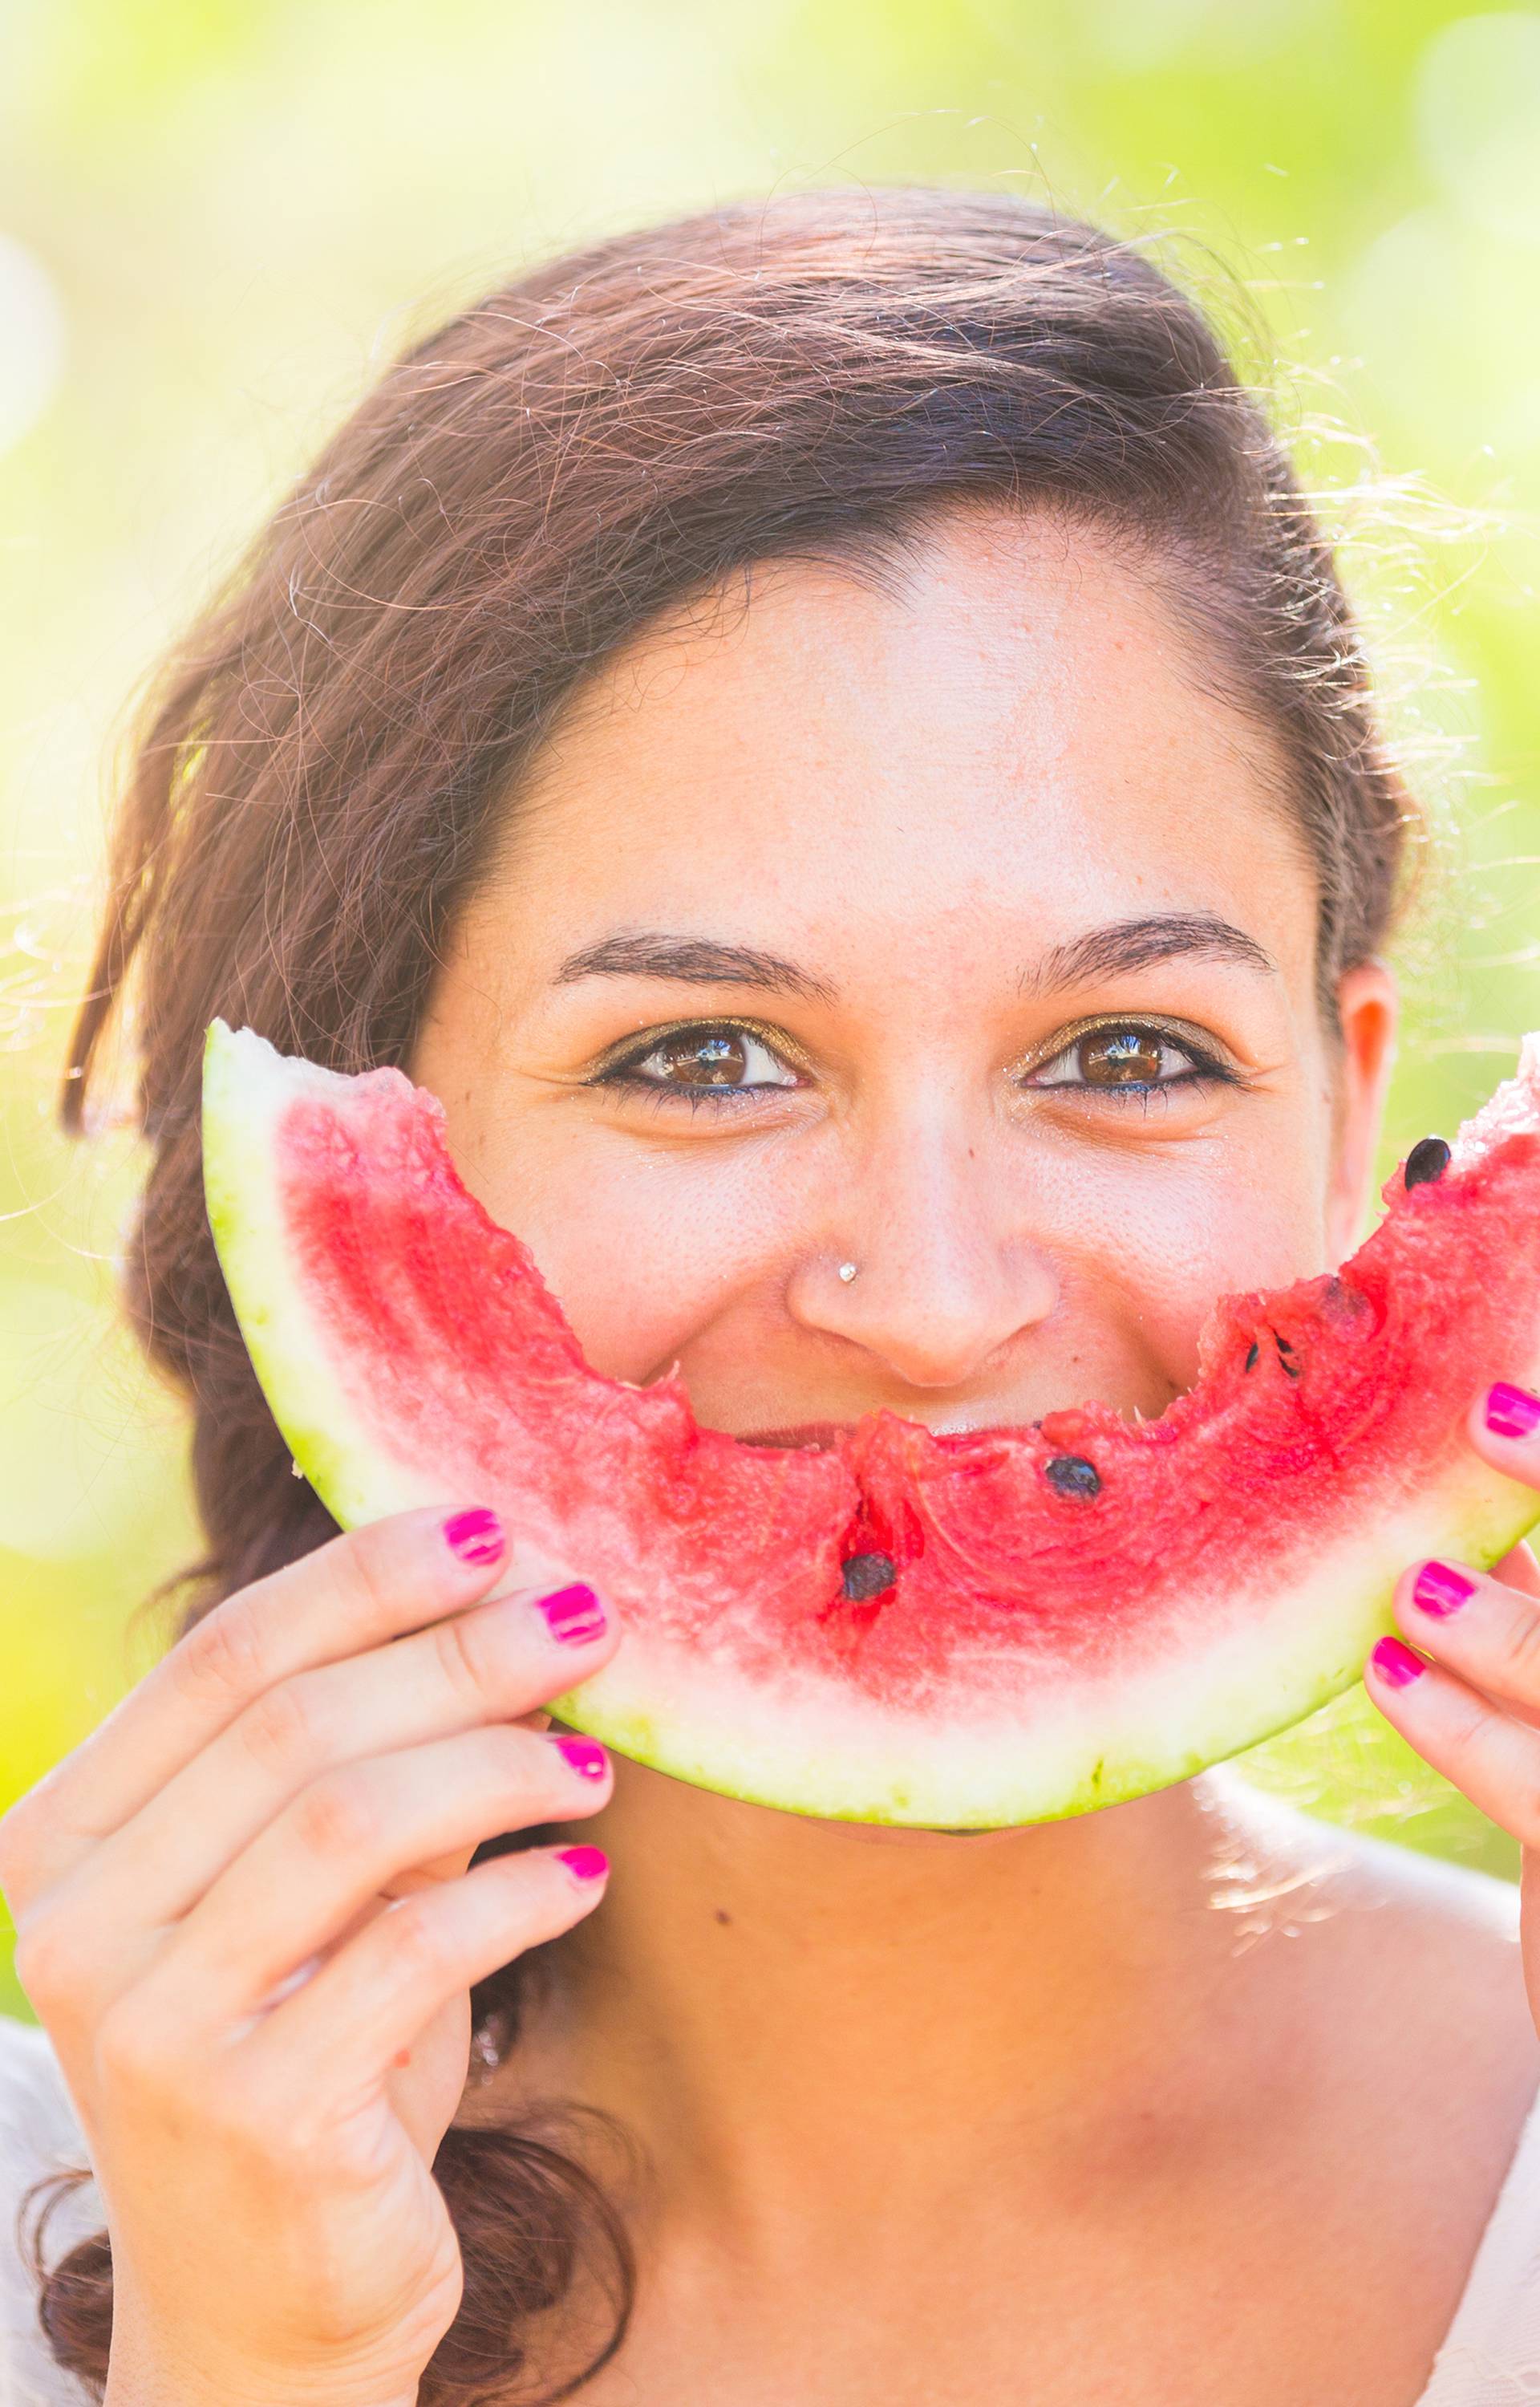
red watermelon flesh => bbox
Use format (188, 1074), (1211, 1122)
(201, 1021), (1540, 1827)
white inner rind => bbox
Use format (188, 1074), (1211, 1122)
(203, 1021), (1540, 1829)
(553, 1459), (1540, 1825)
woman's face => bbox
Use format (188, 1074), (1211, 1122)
(413, 507), (1396, 1443)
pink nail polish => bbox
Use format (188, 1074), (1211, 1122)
(553, 1736), (609, 1781)
(557, 1845), (609, 1883)
(1371, 1634), (1427, 1688)
(1485, 1382), (1540, 1440)
(444, 1508), (505, 1566)
(538, 1583), (606, 1645)
(1412, 1561), (1476, 1616)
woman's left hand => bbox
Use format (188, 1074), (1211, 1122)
(1366, 1378), (1540, 2040)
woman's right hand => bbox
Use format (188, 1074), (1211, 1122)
(0, 1505), (620, 2407)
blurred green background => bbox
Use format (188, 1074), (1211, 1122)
(4, 0), (1540, 2021)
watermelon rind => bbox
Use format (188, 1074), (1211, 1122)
(201, 1019), (1540, 1828)
(201, 1027), (451, 1531)
(554, 1459), (1536, 1825)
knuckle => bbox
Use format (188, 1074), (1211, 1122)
(95, 1991), (175, 2090)
(0, 1794), (40, 1897)
(237, 1674), (327, 1780)
(197, 2054), (326, 2162)
(1500, 1601), (1540, 1691)
(290, 1767), (383, 1861)
(1459, 1712), (1540, 1841)
(10, 1914), (81, 2009)
(342, 1518), (412, 1617)
(379, 1894), (456, 1982)
(431, 1605), (508, 1707)
(1500, 1760), (1540, 1849)
(96, 2005), (288, 2153)
(172, 1597), (271, 1711)
(1447, 1696), (1494, 1761)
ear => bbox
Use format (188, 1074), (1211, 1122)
(1325, 960), (1400, 1264)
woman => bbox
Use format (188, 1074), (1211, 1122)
(2, 186), (1539, 2407)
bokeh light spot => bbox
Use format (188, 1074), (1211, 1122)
(0, 234), (66, 458)
(1417, 12), (1540, 248)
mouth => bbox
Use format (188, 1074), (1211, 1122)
(735, 1413), (990, 1451)
(736, 1421), (844, 1451)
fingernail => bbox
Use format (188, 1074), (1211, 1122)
(443, 1508), (505, 1566)
(1485, 1382), (1540, 1440)
(1412, 1561), (1476, 1617)
(556, 1845), (609, 1884)
(537, 1583), (606, 1645)
(553, 1736), (609, 1781)
(1370, 1634), (1427, 1688)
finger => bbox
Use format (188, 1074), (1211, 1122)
(1364, 1633), (1540, 1843)
(238, 1844), (610, 2095)
(0, 1504), (571, 1906)
(130, 1724), (614, 2033)
(1466, 1381), (1540, 1495)
(71, 1574), (615, 1939)
(1490, 1540), (1540, 1601)
(1392, 1556), (1540, 1722)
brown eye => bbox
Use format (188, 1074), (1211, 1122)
(604, 1024), (800, 1094)
(1028, 1023), (1227, 1097)
(1078, 1029), (1167, 1086)
(657, 1031), (751, 1085)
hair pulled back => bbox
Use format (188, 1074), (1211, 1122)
(24, 185), (1414, 2401)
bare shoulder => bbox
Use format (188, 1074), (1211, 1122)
(1214, 1775), (1522, 1957)
(1345, 1829), (1538, 2074)
(1319, 1820), (1524, 1977)
(1221, 1783), (1539, 2130)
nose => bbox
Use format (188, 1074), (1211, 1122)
(785, 1112), (1060, 1391)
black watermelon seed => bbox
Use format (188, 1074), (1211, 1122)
(1045, 1454), (1102, 1500)
(1244, 1341), (1260, 1370)
(1405, 1135), (1451, 1191)
(841, 1550), (898, 1602)
(1275, 1333), (1301, 1378)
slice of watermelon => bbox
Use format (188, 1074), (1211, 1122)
(201, 1020), (1540, 1829)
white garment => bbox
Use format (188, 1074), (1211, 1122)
(0, 2020), (96, 2406)
(4, 2007), (1540, 2402)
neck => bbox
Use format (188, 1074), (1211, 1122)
(523, 1762), (1323, 2234)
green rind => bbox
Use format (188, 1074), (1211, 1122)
(202, 1019), (1540, 1829)
(202, 1021), (448, 1527)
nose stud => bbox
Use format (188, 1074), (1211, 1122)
(837, 1261), (859, 1284)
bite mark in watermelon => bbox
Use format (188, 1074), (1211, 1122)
(200, 1021), (1540, 1829)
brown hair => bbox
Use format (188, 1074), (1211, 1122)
(22, 184), (1414, 2401)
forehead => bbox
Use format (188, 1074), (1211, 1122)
(495, 507), (1317, 988)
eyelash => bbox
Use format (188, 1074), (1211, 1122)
(589, 1018), (1242, 1108)
(588, 1021), (800, 1113)
(1030, 1021), (1242, 1109)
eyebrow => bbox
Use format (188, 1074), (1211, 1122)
(553, 931), (838, 1005)
(551, 911), (1276, 1010)
(1017, 913), (1278, 996)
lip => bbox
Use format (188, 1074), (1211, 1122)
(734, 1413), (990, 1450)
(736, 1421), (844, 1451)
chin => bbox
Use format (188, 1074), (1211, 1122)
(808, 1817), (1023, 1849)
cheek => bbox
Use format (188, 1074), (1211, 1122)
(1088, 1139), (1335, 1402)
(445, 1106), (833, 1384)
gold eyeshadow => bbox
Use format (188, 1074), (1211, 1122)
(586, 1009), (1245, 1108)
